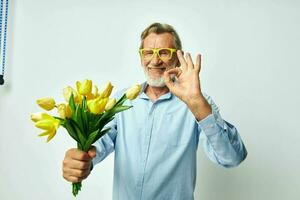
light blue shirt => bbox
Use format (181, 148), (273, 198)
(93, 82), (247, 200)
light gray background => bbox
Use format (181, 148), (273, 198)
(0, 0), (299, 199)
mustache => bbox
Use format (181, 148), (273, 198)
(147, 66), (166, 69)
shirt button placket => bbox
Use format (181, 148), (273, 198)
(139, 103), (156, 199)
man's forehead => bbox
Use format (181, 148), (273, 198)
(143, 33), (175, 48)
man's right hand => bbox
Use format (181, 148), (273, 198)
(62, 146), (96, 183)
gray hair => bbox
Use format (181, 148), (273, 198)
(139, 22), (182, 50)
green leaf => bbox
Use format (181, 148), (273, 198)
(54, 116), (64, 121)
(102, 105), (132, 123)
(77, 142), (83, 151)
(83, 129), (100, 151)
(88, 120), (95, 134)
(83, 128), (111, 151)
(99, 115), (115, 130)
(74, 104), (85, 134)
(54, 117), (66, 126)
(83, 110), (89, 134)
(69, 93), (76, 113)
(86, 112), (101, 134)
(82, 96), (87, 110)
(104, 116), (115, 125)
(94, 113), (108, 129)
(81, 98), (89, 135)
(70, 119), (86, 146)
(93, 128), (111, 144)
(64, 120), (79, 142)
(111, 105), (132, 114)
(115, 94), (127, 107)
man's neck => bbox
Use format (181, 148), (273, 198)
(145, 84), (169, 102)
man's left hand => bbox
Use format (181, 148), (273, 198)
(163, 50), (212, 121)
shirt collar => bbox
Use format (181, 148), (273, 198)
(139, 82), (173, 101)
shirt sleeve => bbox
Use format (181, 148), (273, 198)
(197, 94), (247, 168)
(92, 118), (118, 166)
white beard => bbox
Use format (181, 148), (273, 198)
(143, 69), (166, 87)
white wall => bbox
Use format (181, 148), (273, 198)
(1, 0), (299, 199)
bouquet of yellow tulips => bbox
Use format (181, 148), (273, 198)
(31, 79), (141, 196)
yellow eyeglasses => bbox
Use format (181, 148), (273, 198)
(139, 48), (177, 61)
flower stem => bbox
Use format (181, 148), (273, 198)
(72, 182), (82, 197)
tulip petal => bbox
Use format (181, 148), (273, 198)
(35, 120), (55, 130)
(99, 82), (113, 98)
(31, 112), (43, 122)
(76, 79), (92, 96)
(57, 103), (72, 119)
(46, 129), (57, 142)
(38, 130), (51, 137)
(126, 84), (142, 100)
(36, 97), (56, 111)
(105, 98), (116, 111)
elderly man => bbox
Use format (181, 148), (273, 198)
(62, 23), (247, 200)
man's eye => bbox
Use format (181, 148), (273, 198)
(144, 51), (153, 55)
(159, 50), (170, 55)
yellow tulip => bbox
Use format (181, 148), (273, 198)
(87, 85), (99, 100)
(38, 129), (57, 143)
(63, 86), (82, 104)
(35, 114), (60, 129)
(98, 82), (113, 98)
(57, 103), (72, 119)
(87, 97), (108, 114)
(36, 97), (56, 111)
(76, 79), (92, 96)
(34, 113), (60, 142)
(31, 112), (44, 122)
(126, 84), (141, 100)
(105, 98), (116, 111)
(31, 112), (52, 122)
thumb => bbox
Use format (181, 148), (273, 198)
(164, 68), (181, 90)
(87, 146), (96, 158)
(163, 70), (174, 90)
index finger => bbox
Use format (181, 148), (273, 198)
(66, 148), (91, 161)
(194, 54), (201, 72)
(177, 50), (187, 70)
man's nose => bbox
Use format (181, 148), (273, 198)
(151, 53), (162, 65)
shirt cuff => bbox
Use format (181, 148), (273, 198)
(197, 111), (225, 136)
